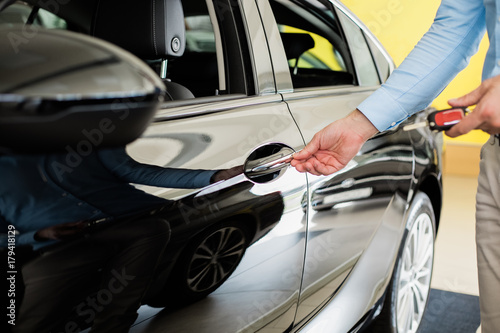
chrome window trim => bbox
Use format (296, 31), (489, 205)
(206, 0), (227, 92)
(254, 0), (294, 93)
(155, 94), (284, 121)
(330, 0), (395, 76)
(361, 29), (396, 77)
(280, 85), (378, 101)
(239, 0), (277, 95)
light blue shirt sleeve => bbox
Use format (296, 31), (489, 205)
(0, 231), (38, 248)
(358, 0), (486, 132)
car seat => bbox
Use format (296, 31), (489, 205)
(92, 0), (194, 100)
(280, 32), (354, 88)
(280, 32), (315, 75)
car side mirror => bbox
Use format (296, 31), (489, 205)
(0, 26), (165, 153)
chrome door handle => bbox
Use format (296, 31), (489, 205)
(250, 153), (293, 174)
(244, 143), (295, 183)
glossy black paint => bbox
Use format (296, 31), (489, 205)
(0, 0), (443, 332)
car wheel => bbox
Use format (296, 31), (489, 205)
(151, 221), (250, 307)
(371, 191), (436, 333)
(183, 224), (248, 294)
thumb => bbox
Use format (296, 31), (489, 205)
(448, 86), (482, 107)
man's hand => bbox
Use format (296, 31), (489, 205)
(447, 75), (500, 137)
(35, 221), (88, 241)
(291, 109), (378, 176)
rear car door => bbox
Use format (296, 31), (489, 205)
(262, 0), (415, 329)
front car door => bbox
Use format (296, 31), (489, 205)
(124, 1), (308, 331)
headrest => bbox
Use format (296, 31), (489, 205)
(280, 33), (315, 60)
(92, 0), (185, 60)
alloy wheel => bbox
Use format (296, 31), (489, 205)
(186, 226), (247, 292)
(396, 213), (434, 333)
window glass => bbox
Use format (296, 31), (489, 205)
(365, 34), (391, 83)
(280, 25), (347, 72)
(269, 0), (355, 89)
(0, 2), (67, 29)
(167, 0), (252, 98)
(337, 12), (380, 86)
(168, 7), (220, 97)
(185, 15), (216, 53)
(37, 8), (67, 30)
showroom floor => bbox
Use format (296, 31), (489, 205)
(431, 174), (481, 333)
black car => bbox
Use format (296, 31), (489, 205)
(0, 0), (443, 332)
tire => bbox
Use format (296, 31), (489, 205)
(370, 191), (436, 333)
(149, 221), (250, 307)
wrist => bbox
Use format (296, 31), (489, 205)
(33, 231), (44, 241)
(348, 109), (379, 141)
(210, 171), (220, 184)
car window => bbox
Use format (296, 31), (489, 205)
(269, 0), (355, 89)
(0, 1), (67, 29)
(185, 15), (216, 53)
(0, 1), (251, 100)
(365, 33), (392, 83)
(337, 10), (380, 86)
(166, 0), (254, 98)
(168, 8), (220, 98)
(37, 8), (67, 29)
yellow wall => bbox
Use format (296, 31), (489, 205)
(342, 0), (490, 144)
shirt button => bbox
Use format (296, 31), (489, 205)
(77, 202), (83, 206)
(62, 193), (68, 197)
(498, 16), (500, 22)
(497, 60), (500, 67)
(391, 122), (396, 126)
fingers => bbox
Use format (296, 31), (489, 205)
(290, 133), (324, 174)
(446, 78), (494, 137)
(446, 76), (500, 136)
(445, 112), (479, 137)
(290, 159), (313, 173)
(291, 157), (338, 176)
(291, 157), (317, 174)
(448, 86), (481, 109)
(311, 161), (337, 176)
(292, 134), (321, 161)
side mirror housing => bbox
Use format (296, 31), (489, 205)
(0, 26), (165, 153)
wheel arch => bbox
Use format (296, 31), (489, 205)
(415, 173), (442, 231)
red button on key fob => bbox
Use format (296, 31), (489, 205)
(429, 108), (466, 130)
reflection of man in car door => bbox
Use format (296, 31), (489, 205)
(0, 146), (241, 332)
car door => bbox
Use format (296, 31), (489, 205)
(123, 1), (308, 332)
(262, 0), (415, 329)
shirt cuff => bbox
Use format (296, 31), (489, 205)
(17, 230), (57, 251)
(16, 230), (38, 247)
(357, 88), (410, 132)
(194, 170), (219, 187)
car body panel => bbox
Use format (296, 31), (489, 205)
(127, 95), (308, 332)
(282, 88), (415, 328)
(0, 0), (443, 332)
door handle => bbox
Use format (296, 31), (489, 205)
(250, 153), (293, 174)
(244, 143), (295, 183)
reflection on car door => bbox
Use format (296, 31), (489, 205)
(121, 0), (308, 330)
(126, 99), (308, 332)
(265, 0), (414, 325)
